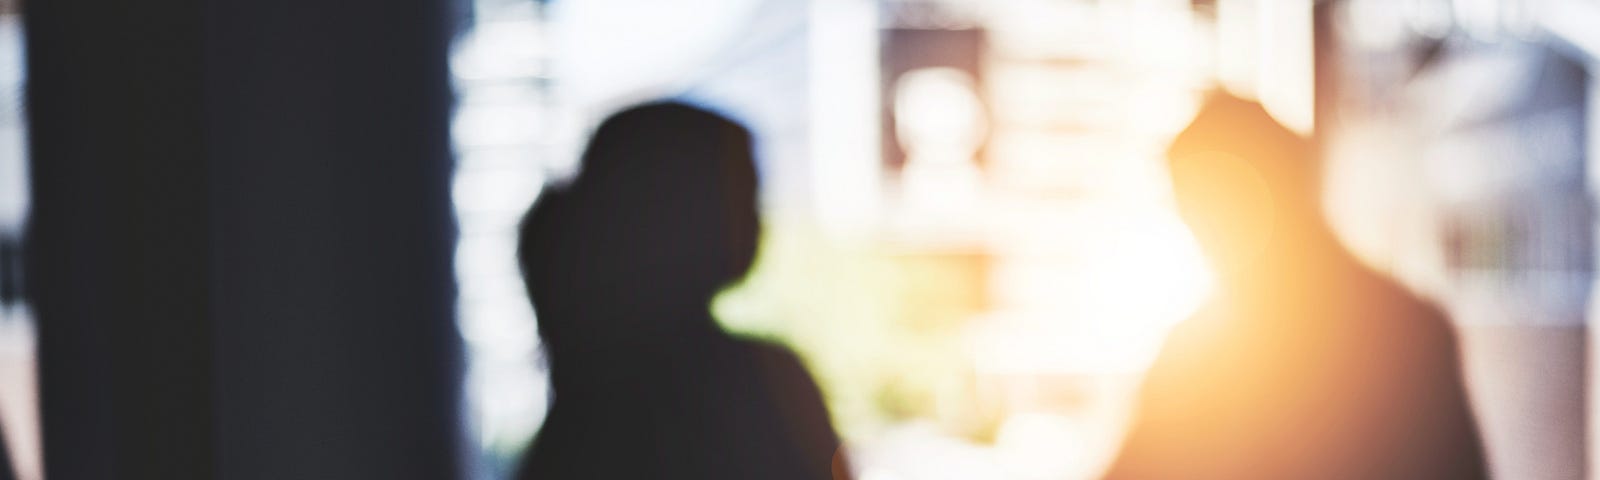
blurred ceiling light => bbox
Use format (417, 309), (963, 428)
(451, 167), (545, 214)
(1346, 0), (1541, 47)
(1406, 0), (1456, 39)
(895, 67), (987, 164)
(551, 0), (761, 112)
(0, 15), (24, 235)
(895, 67), (988, 226)
(1344, 0), (1415, 50)
(452, 104), (547, 147)
(1453, 0), (1509, 41)
(986, 0), (1107, 61)
(1214, 0), (1262, 99)
(1211, 0), (1313, 134)
(1537, 0), (1600, 61)
(809, 0), (882, 237)
(451, 19), (549, 81)
(1255, 0), (1314, 135)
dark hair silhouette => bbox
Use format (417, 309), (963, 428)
(515, 102), (846, 480)
(519, 102), (760, 358)
(1104, 92), (1488, 480)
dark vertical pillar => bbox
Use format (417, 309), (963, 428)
(24, 0), (214, 478)
(203, 0), (464, 477)
(25, 0), (462, 478)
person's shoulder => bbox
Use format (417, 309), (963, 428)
(1343, 269), (1467, 377)
(735, 338), (814, 379)
(725, 337), (833, 407)
(1363, 273), (1458, 343)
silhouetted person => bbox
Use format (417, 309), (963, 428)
(1103, 93), (1487, 480)
(515, 102), (847, 480)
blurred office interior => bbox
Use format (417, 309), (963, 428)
(4, 0), (1600, 479)
(445, 0), (1599, 478)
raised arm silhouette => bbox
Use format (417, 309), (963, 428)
(515, 102), (847, 480)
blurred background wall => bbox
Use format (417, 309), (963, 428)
(445, 1), (1600, 479)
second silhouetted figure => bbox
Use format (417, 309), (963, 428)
(1103, 93), (1488, 480)
(515, 102), (845, 480)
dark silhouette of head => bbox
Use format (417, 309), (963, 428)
(1165, 92), (1318, 278)
(518, 102), (760, 357)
